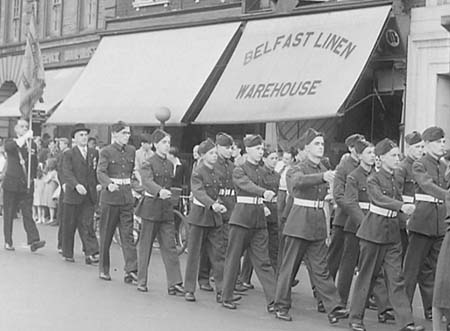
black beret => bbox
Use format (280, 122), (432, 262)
(140, 133), (152, 144)
(151, 129), (169, 144)
(301, 128), (323, 146)
(404, 131), (422, 146)
(375, 138), (397, 156)
(345, 133), (365, 147)
(422, 126), (445, 142)
(198, 138), (215, 155)
(215, 132), (234, 147)
(263, 146), (277, 158)
(111, 121), (128, 133)
(354, 139), (372, 154)
(244, 134), (263, 148)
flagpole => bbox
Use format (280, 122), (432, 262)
(27, 113), (32, 190)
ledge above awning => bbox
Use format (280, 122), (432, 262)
(47, 22), (241, 125)
(193, 4), (391, 124)
(0, 66), (84, 118)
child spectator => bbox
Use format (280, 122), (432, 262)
(33, 164), (46, 224)
(42, 157), (59, 225)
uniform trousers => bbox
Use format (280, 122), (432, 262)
(137, 220), (182, 288)
(99, 203), (137, 275)
(62, 200), (99, 258)
(185, 224), (224, 293)
(403, 231), (442, 311)
(275, 236), (342, 312)
(400, 228), (409, 261)
(337, 231), (391, 312)
(350, 240), (413, 327)
(327, 225), (345, 280)
(222, 224), (276, 304)
(3, 189), (40, 246)
(198, 221), (229, 286)
(240, 221), (279, 283)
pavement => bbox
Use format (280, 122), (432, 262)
(0, 220), (433, 331)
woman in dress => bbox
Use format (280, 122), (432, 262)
(42, 158), (59, 225)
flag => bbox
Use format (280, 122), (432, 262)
(19, 13), (45, 120)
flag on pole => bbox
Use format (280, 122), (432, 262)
(19, 13), (45, 120)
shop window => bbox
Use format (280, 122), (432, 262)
(80, 0), (98, 31)
(46, 0), (62, 37)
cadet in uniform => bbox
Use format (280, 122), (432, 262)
(403, 126), (448, 320)
(349, 138), (424, 331)
(240, 148), (280, 286)
(396, 131), (424, 257)
(134, 129), (184, 295)
(197, 133), (236, 291)
(274, 129), (348, 323)
(327, 134), (364, 280)
(97, 121), (137, 282)
(221, 135), (276, 311)
(338, 140), (393, 323)
(184, 139), (229, 303)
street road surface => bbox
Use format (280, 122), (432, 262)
(0, 221), (432, 331)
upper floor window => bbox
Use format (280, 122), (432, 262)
(47, 0), (62, 37)
(8, 0), (22, 42)
(80, 0), (98, 31)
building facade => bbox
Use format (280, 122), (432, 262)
(405, 0), (450, 147)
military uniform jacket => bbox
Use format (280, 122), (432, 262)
(188, 163), (222, 227)
(409, 154), (448, 237)
(214, 156), (236, 221)
(343, 165), (372, 233)
(395, 156), (417, 230)
(135, 153), (174, 222)
(333, 153), (359, 227)
(62, 146), (98, 205)
(284, 158), (329, 241)
(3, 139), (38, 193)
(97, 143), (135, 206)
(229, 161), (267, 229)
(261, 165), (280, 223)
(357, 168), (404, 244)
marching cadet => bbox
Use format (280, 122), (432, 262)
(338, 140), (393, 323)
(97, 121), (137, 282)
(403, 126), (448, 320)
(184, 139), (229, 303)
(221, 134), (276, 311)
(349, 138), (424, 331)
(134, 129), (184, 295)
(327, 134), (365, 280)
(396, 132), (434, 318)
(396, 132), (424, 257)
(197, 132), (237, 292)
(239, 147), (280, 286)
(274, 128), (348, 323)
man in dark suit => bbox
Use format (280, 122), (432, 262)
(3, 119), (45, 252)
(61, 124), (100, 264)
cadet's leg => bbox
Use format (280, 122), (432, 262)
(157, 221), (183, 287)
(99, 204), (120, 275)
(337, 231), (359, 306)
(327, 225), (345, 280)
(403, 232), (432, 304)
(247, 228), (276, 304)
(383, 242), (414, 328)
(239, 250), (253, 284)
(267, 221), (279, 273)
(349, 240), (384, 325)
(137, 220), (158, 288)
(184, 225), (204, 293)
(275, 236), (306, 312)
(118, 204), (138, 273)
(222, 225), (249, 302)
(306, 239), (342, 313)
(206, 226), (225, 292)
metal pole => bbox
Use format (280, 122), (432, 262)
(27, 113), (33, 190)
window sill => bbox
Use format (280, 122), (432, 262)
(132, 0), (170, 10)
